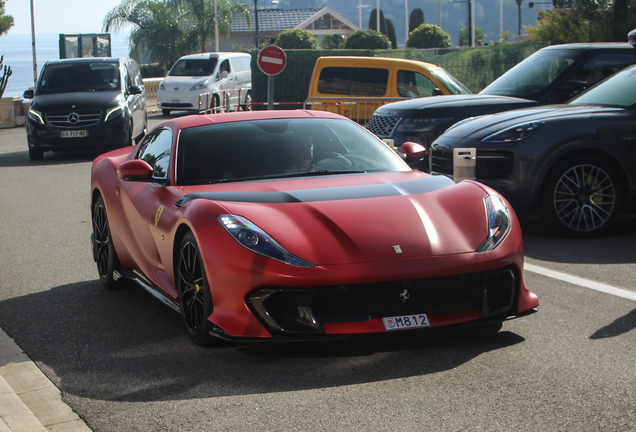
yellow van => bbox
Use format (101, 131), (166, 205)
(305, 56), (470, 123)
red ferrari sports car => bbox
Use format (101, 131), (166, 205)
(90, 110), (538, 346)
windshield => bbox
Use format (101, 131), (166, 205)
(570, 65), (636, 108)
(431, 68), (471, 94)
(480, 49), (584, 99)
(169, 58), (218, 77)
(37, 62), (120, 94)
(177, 118), (409, 185)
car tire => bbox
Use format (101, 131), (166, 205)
(92, 195), (122, 290)
(176, 232), (218, 347)
(241, 91), (252, 111)
(28, 147), (43, 160)
(542, 156), (621, 237)
(162, 109), (171, 116)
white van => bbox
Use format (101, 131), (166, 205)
(157, 52), (252, 115)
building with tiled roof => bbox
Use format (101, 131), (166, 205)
(218, 7), (359, 50)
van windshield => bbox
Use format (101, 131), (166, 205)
(169, 59), (218, 77)
(37, 63), (120, 94)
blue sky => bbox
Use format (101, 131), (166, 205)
(5, 0), (129, 35)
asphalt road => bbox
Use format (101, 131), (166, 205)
(1, 115), (635, 431)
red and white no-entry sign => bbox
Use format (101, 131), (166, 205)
(257, 45), (287, 76)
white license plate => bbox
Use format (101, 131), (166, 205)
(383, 313), (430, 331)
(171, 99), (180, 103)
(60, 130), (87, 138)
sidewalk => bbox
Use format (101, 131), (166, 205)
(0, 329), (91, 432)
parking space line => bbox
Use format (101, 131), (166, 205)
(524, 263), (636, 301)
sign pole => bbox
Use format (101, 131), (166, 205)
(268, 75), (274, 110)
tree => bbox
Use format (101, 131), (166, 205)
(343, 29), (391, 49)
(103, 0), (250, 71)
(500, 30), (515, 42)
(409, 8), (425, 34)
(0, 0), (13, 99)
(0, 0), (13, 35)
(386, 19), (397, 49)
(368, 8), (388, 35)
(524, 9), (590, 43)
(406, 24), (451, 48)
(104, 0), (195, 72)
(275, 29), (319, 49)
(321, 34), (345, 49)
(459, 26), (486, 46)
(182, 0), (250, 53)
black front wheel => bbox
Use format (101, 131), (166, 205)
(542, 156), (621, 237)
(92, 195), (121, 289)
(176, 232), (217, 346)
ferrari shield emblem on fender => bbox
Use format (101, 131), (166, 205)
(393, 245), (403, 254)
(155, 206), (164, 226)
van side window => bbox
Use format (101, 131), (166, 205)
(397, 70), (438, 98)
(220, 59), (231, 73)
(318, 67), (388, 96)
(318, 67), (351, 95)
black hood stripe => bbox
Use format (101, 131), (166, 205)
(175, 175), (454, 207)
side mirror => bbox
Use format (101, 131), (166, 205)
(127, 85), (143, 96)
(220, 70), (228, 79)
(23, 89), (34, 99)
(117, 159), (153, 181)
(398, 142), (427, 160)
(432, 88), (443, 96)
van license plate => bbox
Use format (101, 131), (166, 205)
(383, 314), (430, 331)
(61, 130), (87, 138)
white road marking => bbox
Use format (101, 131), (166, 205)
(524, 262), (636, 301)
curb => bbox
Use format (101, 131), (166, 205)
(0, 329), (91, 432)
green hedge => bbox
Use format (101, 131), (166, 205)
(249, 42), (549, 106)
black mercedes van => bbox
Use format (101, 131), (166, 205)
(23, 57), (147, 160)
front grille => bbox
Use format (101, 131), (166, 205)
(366, 115), (400, 138)
(430, 149), (453, 175)
(247, 267), (518, 334)
(430, 149), (514, 180)
(46, 111), (102, 128)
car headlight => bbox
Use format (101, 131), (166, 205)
(478, 194), (511, 253)
(159, 81), (166, 91)
(190, 80), (209, 91)
(105, 104), (124, 121)
(28, 108), (44, 125)
(396, 117), (454, 133)
(218, 215), (316, 267)
(481, 121), (544, 143)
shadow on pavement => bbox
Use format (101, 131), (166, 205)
(0, 280), (525, 403)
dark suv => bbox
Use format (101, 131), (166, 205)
(23, 57), (147, 160)
(366, 43), (636, 170)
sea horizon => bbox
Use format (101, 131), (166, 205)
(0, 32), (130, 99)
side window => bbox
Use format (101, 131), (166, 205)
(350, 68), (388, 96)
(137, 127), (173, 179)
(220, 59), (230, 73)
(397, 70), (437, 97)
(318, 67), (352, 95)
(551, 52), (636, 103)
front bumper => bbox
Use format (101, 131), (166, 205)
(26, 116), (129, 151)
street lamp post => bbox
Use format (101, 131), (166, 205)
(357, 0), (370, 29)
(30, 0), (37, 87)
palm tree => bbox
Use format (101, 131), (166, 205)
(103, 0), (250, 71)
(183, 0), (250, 53)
